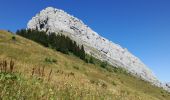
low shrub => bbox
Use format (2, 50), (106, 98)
(12, 36), (16, 40)
(73, 65), (79, 70)
(112, 81), (116, 86)
(100, 61), (107, 68)
(0, 73), (18, 81)
(85, 58), (89, 63)
(89, 56), (94, 64)
(45, 57), (57, 64)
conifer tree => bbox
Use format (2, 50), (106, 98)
(48, 32), (57, 48)
(89, 55), (94, 64)
(80, 45), (85, 60)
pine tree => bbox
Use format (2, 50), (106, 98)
(80, 45), (85, 60)
(89, 55), (94, 64)
(48, 32), (57, 48)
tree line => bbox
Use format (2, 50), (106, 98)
(16, 29), (85, 60)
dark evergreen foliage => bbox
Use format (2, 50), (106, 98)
(80, 45), (85, 60)
(16, 29), (86, 60)
(100, 61), (108, 68)
(89, 56), (94, 64)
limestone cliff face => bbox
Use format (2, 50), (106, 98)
(27, 7), (169, 92)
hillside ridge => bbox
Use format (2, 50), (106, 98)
(27, 7), (169, 92)
(1, 30), (170, 99)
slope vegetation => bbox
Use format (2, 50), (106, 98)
(0, 30), (170, 100)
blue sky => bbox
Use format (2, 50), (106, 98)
(0, 0), (170, 82)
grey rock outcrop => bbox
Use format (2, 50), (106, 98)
(27, 7), (170, 92)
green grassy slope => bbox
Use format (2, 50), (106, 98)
(0, 30), (170, 100)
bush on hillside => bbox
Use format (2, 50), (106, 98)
(12, 36), (16, 40)
(89, 56), (94, 64)
(100, 61), (107, 68)
(45, 57), (57, 64)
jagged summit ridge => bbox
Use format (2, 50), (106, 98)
(27, 7), (169, 92)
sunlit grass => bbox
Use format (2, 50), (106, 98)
(0, 30), (170, 100)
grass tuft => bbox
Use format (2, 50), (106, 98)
(44, 57), (57, 64)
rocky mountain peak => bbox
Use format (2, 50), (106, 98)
(27, 7), (170, 92)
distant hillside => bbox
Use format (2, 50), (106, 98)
(0, 30), (170, 99)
